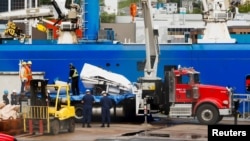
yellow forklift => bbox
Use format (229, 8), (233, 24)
(22, 79), (75, 135)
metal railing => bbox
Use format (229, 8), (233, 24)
(234, 94), (250, 119)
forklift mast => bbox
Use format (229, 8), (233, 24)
(30, 79), (49, 106)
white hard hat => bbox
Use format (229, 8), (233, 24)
(101, 91), (106, 94)
(86, 89), (90, 92)
(22, 62), (26, 65)
(27, 61), (32, 65)
(12, 89), (16, 93)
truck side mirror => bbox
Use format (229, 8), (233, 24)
(245, 75), (250, 92)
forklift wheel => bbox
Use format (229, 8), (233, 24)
(51, 119), (60, 135)
(68, 117), (75, 132)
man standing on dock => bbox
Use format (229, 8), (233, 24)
(81, 89), (95, 128)
(100, 91), (112, 128)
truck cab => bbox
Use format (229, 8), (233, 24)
(166, 66), (234, 124)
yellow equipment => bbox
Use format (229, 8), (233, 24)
(36, 23), (47, 32)
(4, 21), (31, 42)
(22, 79), (75, 135)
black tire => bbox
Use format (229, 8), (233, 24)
(196, 104), (219, 125)
(51, 119), (60, 135)
(68, 117), (75, 133)
(74, 103), (83, 123)
(217, 115), (223, 123)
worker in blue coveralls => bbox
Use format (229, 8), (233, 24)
(100, 91), (112, 128)
(81, 89), (95, 128)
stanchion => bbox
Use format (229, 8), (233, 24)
(144, 98), (148, 124)
(233, 99), (240, 125)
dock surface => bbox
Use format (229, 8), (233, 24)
(14, 117), (250, 141)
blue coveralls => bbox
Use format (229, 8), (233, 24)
(100, 95), (112, 126)
(82, 94), (95, 126)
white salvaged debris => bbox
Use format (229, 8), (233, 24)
(0, 103), (20, 120)
(80, 63), (133, 94)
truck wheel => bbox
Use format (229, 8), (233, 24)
(196, 104), (219, 125)
(51, 119), (60, 135)
(74, 104), (83, 123)
(68, 117), (75, 133)
(217, 115), (223, 123)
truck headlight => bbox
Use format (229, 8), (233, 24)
(223, 100), (229, 105)
(193, 86), (199, 99)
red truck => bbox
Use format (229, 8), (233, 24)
(135, 65), (234, 125)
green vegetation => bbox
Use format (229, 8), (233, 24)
(100, 12), (116, 23)
(118, 0), (139, 9)
(100, 0), (105, 6)
(39, 0), (51, 5)
(238, 2), (250, 13)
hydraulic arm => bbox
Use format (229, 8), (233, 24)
(140, 0), (160, 79)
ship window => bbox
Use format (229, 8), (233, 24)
(106, 63), (110, 67)
(47, 29), (53, 40)
(137, 61), (145, 71)
(245, 75), (250, 92)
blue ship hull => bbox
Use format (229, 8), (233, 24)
(1, 43), (249, 93)
(1, 43), (250, 114)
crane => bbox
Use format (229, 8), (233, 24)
(199, 0), (236, 43)
(134, 0), (162, 118)
(0, 0), (82, 44)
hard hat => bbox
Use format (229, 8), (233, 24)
(47, 90), (50, 93)
(12, 89), (16, 93)
(22, 62), (26, 65)
(27, 61), (32, 65)
(86, 89), (90, 92)
(4, 90), (8, 95)
(69, 63), (74, 66)
(101, 91), (106, 94)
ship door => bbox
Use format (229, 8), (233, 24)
(245, 75), (250, 92)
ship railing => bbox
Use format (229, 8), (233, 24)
(233, 93), (250, 119)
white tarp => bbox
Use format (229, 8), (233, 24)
(80, 63), (132, 92)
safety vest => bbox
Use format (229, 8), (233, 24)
(69, 68), (78, 79)
(72, 68), (78, 78)
(26, 66), (32, 81)
(20, 66), (28, 80)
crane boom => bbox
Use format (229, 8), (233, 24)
(0, 7), (53, 20)
(141, 0), (160, 79)
(134, 0), (162, 117)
